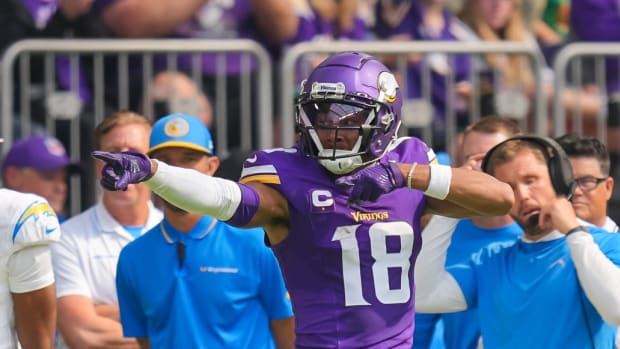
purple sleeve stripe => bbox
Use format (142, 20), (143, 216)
(226, 184), (260, 227)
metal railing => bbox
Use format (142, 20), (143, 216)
(1, 39), (272, 214)
(552, 42), (620, 141)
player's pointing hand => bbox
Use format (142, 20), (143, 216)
(92, 151), (152, 191)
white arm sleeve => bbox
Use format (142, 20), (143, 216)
(145, 160), (242, 220)
(568, 231), (620, 326)
(8, 245), (54, 294)
(414, 216), (468, 313)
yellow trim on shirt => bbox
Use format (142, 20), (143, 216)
(240, 175), (281, 185)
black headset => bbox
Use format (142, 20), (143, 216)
(481, 135), (577, 199)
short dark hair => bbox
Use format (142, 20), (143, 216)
(555, 133), (610, 176)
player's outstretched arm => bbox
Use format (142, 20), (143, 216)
(337, 159), (513, 217)
(422, 166), (514, 217)
(92, 151), (288, 231)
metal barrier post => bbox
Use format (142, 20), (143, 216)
(1, 39), (272, 215)
(552, 43), (620, 142)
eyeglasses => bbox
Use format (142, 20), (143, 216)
(575, 176), (608, 192)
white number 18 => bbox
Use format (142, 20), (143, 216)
(332, 221), (414, 306)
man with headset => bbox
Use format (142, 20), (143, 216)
(401, 135), (620, 348)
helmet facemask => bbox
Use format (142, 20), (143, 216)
(296, 81), (399, 174)
(294, 53), (402, 174)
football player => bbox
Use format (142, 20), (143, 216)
(0, 134), (61, 348)
(93, 52), (513, 348)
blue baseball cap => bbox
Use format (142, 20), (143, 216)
(148, 114), (214, 156)
(1, 135), (80, 173)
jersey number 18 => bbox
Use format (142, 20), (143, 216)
(332, 221), (414, 306)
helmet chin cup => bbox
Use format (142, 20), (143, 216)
(318, 149), (364, 174)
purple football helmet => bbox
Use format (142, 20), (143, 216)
(295, 52), (402, 174)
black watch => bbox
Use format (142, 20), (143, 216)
(565, 225), (588, 237)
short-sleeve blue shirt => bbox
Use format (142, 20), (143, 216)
(448, 228), (620, 348)
(116, 216), (293, 349)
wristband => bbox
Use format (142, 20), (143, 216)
(424, 164), (452, 200)
(565, 225), (588, 237)
(407, 163), (418, 191)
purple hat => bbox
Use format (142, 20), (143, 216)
(2, 135), (80, 173)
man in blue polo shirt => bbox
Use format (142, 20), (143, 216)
(115, 113), (294, 349)
(415, 136), (620, 349)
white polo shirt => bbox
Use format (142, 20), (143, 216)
(51, 200), (162, 304)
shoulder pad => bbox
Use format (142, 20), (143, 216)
(4, 191), (61, 248)
(240, 147), (299, 185)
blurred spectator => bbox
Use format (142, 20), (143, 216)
(531, 0), (570, 63)
(1, 0), (104, 54)
(144, 71), (213, 127)
(458, 0), (601, 130)
(306, 0), (368, 40)
(459, 0), (540, 91)
(140, 71), (247, 181)
(2, 135), (80, 222)
(1, 0), (58, 53)
(570, 0), (620, 179)
(51, 110), (162, 349)
(82, 0), (301, 149)
(116, 114), (294, 348)
(291, 0), (370, 72)
(569, 0), (620, 87)
(1, 0), (105, 140)
(374, 0), (477, 152)
(414, 117), (523, 349)
(556, 133), (618, 231)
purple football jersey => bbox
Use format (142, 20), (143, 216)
(239, 138), (432, 348)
